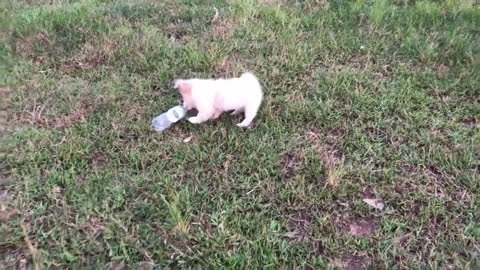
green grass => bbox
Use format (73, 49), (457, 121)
(1, 0), (479, 268)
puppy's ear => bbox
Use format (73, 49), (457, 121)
(174, 80), (192, 96)
(173, 79), (184, 89)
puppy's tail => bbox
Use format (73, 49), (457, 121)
(240, 72), (258, 83)
(238, 72), (263, 127)
(240, 72), (262, 93)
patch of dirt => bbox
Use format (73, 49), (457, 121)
(18, 99), (48, 128)
(393, 232), (414, 247)
(90, 151), (107, 169)
(80, 217), (105, 238)
(328, 54), (373, 74)
(284, 211), (324, 257)
(123, 101), (145, 122)
(335, 215), (378, 237)
(348, 220), (376, 236)
(214, 55), (232, 74)
(116, 127), (138, 145)
(430, 87), (450, 103)
(281, 152), (304, 181)
(150, 83), (171, 94)
(423, 165), (454, 199)
(461, 116), (478, 127)
(361, 186), (376, 199)
(15, 32), (51, 63)
(0, 208), (20, 221)
(303, 128), (344, 165)
(203, 14), (237, 42)
(17, 90), (95, 129)
(424, 214), (443, 240)
(211, 17), (236, 38)
(166, 24), (193, 44)
(136, 262), (155, 270)
(58, 39), (115, 73)
(52, 101), (94, 129)
(212, 53), (247, 77)
(374, 65), (393, 79)
(400, 161), (418, 174)
(327, 127), (346, 141)
(318, 143), (342, 166)
(107, 262), (127, 270)
(285, 212), (311, 243)
(343, 253), (371, 270)
(0, 244), (25, 269)
(348, 55), (373, 69)
(435, 63), (449, 76)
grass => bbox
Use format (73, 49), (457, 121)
(1, 0), (479, 268)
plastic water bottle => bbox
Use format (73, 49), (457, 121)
(151, 105), (187, 132)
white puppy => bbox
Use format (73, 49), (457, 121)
(174, 72), (263, 127)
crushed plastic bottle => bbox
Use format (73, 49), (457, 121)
(151, 105), (187, 132)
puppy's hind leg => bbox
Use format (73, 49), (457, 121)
(237, 102), (261, 128)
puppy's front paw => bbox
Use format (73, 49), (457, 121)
(236, 122), (250, 128)
(188, 117), (201, 124)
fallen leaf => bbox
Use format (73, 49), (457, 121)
(183, 135), (193, 143)
(362, 198), (385, 210)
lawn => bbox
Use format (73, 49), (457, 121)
(1, 0), (479, 268)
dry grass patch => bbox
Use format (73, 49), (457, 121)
(15, 32), (51, 63)
(58, 38), (115, 73)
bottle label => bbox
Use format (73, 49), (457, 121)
(167, 106), (186, 123)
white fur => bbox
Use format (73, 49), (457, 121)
(175, 72), (263, 127)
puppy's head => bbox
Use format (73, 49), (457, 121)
(174, 80), (194, 110)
